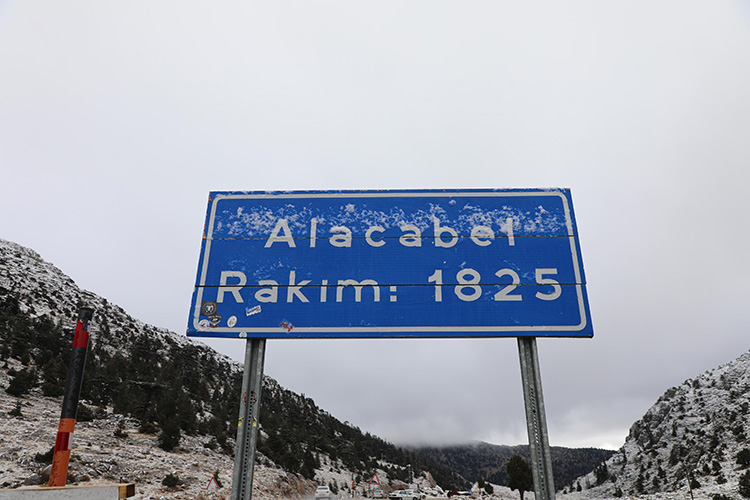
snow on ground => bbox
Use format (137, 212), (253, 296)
(0, 368), (306, 499)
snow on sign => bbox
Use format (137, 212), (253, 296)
(186, 189), (593, 339)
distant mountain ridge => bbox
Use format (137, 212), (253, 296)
(410, 441), (615, 491)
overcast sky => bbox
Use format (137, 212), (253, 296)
(2, 1), (749, 451)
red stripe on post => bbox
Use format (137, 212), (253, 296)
(54, 432), (70, 451)
(71, 323), (89, 348)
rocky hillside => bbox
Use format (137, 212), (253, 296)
(6, 236), (749, 500)
(564, 349), (750, 499)
(0, 238), (466, 498)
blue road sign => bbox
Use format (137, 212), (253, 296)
(187, 189), (592, 339)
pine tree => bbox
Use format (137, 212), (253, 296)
(9, 400), (23, 418)
(158, 418), (181, 451)
(739, 471), (750, 498)
(507, 456), (533, 500)
(6, 367), (37, 396)
(594, 462), (609, 485)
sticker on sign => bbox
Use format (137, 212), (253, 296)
(187, 188), (592, 339)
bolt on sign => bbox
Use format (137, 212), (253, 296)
(187, 189), (592, 339)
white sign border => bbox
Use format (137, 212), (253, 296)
(189, 189), (590, 337)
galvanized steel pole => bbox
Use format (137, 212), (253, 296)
(231, 338), (266, 500)
(517, 337), (556, 500)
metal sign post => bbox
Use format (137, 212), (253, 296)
(231, 338), (266, 500)
(518, 337), (556, 500)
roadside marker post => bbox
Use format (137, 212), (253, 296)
(48, 306), (95, 488)
(186, 189), (593, 500)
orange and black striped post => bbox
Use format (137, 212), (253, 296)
(48, 306), (94, 487)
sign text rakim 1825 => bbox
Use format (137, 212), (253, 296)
(186, 189), (593, 339)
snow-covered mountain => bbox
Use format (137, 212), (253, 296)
(564, 349), (750, 500)
(0, 238), (463, 499)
